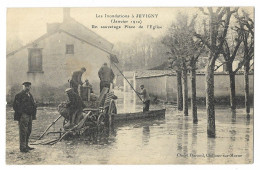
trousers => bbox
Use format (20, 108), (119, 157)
(19, 113), (32, 151)
(143, 100), (150, 112)
(100, 81), (110, 93)
(70, 81), (79, 94)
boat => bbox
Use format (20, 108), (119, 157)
(112, 109), (166, 123)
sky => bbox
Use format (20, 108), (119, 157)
(6, 7), (200, 45)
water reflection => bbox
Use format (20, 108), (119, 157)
(176, 112), (183, 153)
(142, 126), (150, 145)
(207, 137), (216, 163)
(231, 109), (236, 123)
(191, 123), (198, 156)
(183, 116), (189, 157)
(54, 107), (254, 164)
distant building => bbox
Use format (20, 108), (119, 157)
(6, 8), (117, 103)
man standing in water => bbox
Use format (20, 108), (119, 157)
(137, 85), (151, 112)
(13, 82), (37, 153)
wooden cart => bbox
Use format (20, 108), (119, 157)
(34, 87), (117, 145)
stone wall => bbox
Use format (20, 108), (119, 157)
(134, 73), (253, 102)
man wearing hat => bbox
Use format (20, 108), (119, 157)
(69, 67), (86, 94)
(65, 88), (85, 128)
(98, 63), (115, 93)
(13, 82), (37, 153)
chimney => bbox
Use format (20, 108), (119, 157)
(63, 8), (71, 22)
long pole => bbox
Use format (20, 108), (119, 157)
(38, 115), (62, 140)
(110, 60), (143, 101)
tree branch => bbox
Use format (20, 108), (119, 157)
(194, 33), (215, 53)
(194, 44), (205, 61)
(218, 8), (233, 50)
(230, 38), (242, 62)
(214, 61), (227, 71)
(234, 59), (246, 73)
(249, 62), (254, 69)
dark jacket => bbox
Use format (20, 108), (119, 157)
(66, 91), (85, 111)
(98, 65), (115, 83)
(71, 71), (84, 85)
(13, 90), (37, 121)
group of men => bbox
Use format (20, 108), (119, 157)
(69, 62), (114, 94)
(13, 62), (150, 153)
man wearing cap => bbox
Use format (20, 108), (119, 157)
(65, 88), (85, 128)
(13, 82), (37, 153)
(137, 85), (151, 112)
(98, 63), (115, 92)
(69, 67), (86, 94)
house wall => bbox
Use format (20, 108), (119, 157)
(135, 73), (253, 102)
(135, 76), (167, 101)
(7, 32), (112, 103)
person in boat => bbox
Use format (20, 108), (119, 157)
(65, 88), (86, 128)
(137, 85), (151, 112)
(69, 67), (86, 94)
(98, 63), (115, 92)
(13, 82), (37, 153)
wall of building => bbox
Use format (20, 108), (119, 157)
(6, 31), (112, 103)
(135, 76), (167, 101)
(135, 73), (253, 102)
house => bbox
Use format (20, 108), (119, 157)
(6, 8), (116, 103)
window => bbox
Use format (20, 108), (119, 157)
(28, 48), (43, 72)
(66, 44), (74, 54)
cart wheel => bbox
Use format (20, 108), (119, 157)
(97, 114), (105, 126)
(108, 100), (117, 115)
(63, 118), (69, 127)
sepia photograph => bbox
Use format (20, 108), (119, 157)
(5, 6), (254, 165)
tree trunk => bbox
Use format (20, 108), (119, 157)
(191, 65), (198, 123)
(206, 62), (216, 138)
(182, 63), (188, 116)
(176, 70), (183, 111)
(244, 60), (250, 116)
(227, 63), (236, 110)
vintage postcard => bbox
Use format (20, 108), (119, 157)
(6, 7), (254, 165)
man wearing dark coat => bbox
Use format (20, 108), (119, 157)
(65, 88), (85, 128)
(69, 67), (86, 94)
(13, 82), (37, 153)
(98, 63), (115, 92)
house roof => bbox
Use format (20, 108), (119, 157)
(7, 17), (114, 57)
(135, 70), (175, 78)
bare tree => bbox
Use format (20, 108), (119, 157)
(162, 13), (193, 115)
(221, 29), (243, 111)
(166, 54), (183, 111)
(189, 43), (205, 123)
(194, 7), (237, 137)
(163, 13), (204, 118)
(235, 11), (254, 117)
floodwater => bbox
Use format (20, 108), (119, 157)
(6, 93), (253, 164)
